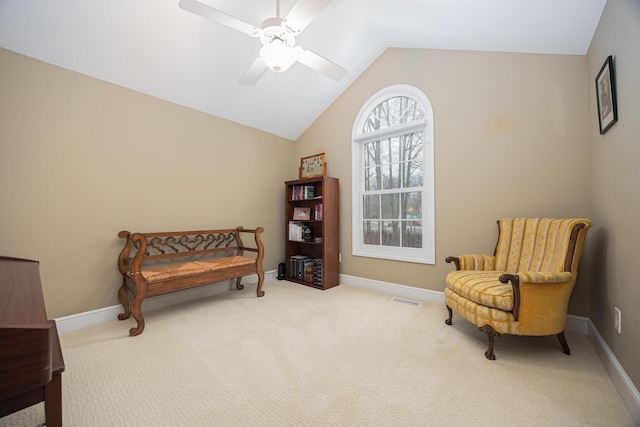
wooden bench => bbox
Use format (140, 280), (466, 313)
(116, 226), (264, 336)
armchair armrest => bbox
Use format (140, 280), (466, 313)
(446, 254), (496, 271)
(499, 271), (576, 334)
(516, 271), (574, 284)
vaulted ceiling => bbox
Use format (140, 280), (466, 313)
(0, 0), (606, 140)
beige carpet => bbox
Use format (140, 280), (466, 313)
(1, 280), (635, 426)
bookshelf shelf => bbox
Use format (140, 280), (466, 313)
(284, 176), (339, 290)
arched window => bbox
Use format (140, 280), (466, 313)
(352, 85), (434, 264)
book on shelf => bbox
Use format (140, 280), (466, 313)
(289, 221), (312, 242)
(303, 260), (314, 282)
(289, 255), (322, 283)
(313, 258), (323, 286)
(291, 185), (315, 200)
(289, 222), (302, 241)
(314, 203), (323, 220)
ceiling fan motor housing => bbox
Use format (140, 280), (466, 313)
(259, 17), (295, 47)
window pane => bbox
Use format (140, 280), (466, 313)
(363, 195), (380, 219)
(402, 192), (422, 219)
(382, 163), (400, 189)
(364, 141), (381, 168)
(401, 133), (423, 188)
(380, 194), (399, 219)
(381, 138), (394, 164)
(364, 166), (380, 191)
(363, 221), (380, 244)
(363, 96), (426, 132)
(381, 220), (400, 247)
(402, 221), (423, 248)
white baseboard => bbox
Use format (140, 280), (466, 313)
(339, 273), (445, 305)
(588, 320), (640, 425)
(340, 273), (639, 425)
(55, 270), (277, 334)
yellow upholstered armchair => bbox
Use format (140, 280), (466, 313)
(444, 218), (591, 360)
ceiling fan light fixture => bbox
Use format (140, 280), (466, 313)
(259, 43), (297, 72)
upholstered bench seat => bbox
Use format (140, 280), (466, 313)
(134, 256), (256, 283)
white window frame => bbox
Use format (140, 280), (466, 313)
(351, 84), (435, 264)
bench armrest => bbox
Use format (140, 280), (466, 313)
(235, 226), (264, 265)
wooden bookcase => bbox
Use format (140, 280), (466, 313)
(284, 176), (339, 290)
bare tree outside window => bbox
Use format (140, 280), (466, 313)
(361, 96), (424, 248)
(352, 85), (434, 265)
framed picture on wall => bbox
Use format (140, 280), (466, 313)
(595, 55), (618, 134)
(299, 153), (326, 178)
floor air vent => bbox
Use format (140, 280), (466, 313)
(390, 297), (422, 307)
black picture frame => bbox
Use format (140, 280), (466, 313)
(595, 55), (618, 134)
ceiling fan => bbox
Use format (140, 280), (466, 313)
(179, 0), (347, 84)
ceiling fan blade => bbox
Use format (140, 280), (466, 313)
(295, 46), (346, 81)
(179, 0), (260, 37)
(282, 0), (333, 34)
(239, 56), (268, 85)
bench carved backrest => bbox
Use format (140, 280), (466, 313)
(494, 218), (591, 274)
(136, 230), (239, 259)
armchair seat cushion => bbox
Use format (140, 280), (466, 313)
(446, 270), (514, 311)
(444, 288), (518, 335)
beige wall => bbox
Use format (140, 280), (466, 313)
(297, 48), (591, 314)
(2, 4), (638, 394)
(587, 0), (640, 392)
(0, 47), (294, 318)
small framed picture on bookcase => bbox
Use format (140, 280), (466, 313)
(293, 207), (311, 220)
(299, 153), (326, 178)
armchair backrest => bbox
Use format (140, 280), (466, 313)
(494, 218), (592, 274)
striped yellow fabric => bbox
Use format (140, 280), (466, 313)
(445, 218), (591, 338)
(517, 271), (573, 283)
(446, 270), (513, 311)
(445, 288), (518, 335)
(495, 218), (588, 274)
(458, 254), (496, 270)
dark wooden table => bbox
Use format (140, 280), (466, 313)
(0, 256), (65, 426)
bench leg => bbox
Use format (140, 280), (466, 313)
(129, 294), (145, 336)
(117, 282), (131, 321)
(235, 277), (244, 290)
(256, 269), (264, 297)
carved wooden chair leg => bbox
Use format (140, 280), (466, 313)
(556, 331), (571, 355)
(445, 305), (453, 325)
(235, 277), (244, 290)
(128, 295), (145, 337)
(479, 325), (500, 360)
(117, 284), (131, 321)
